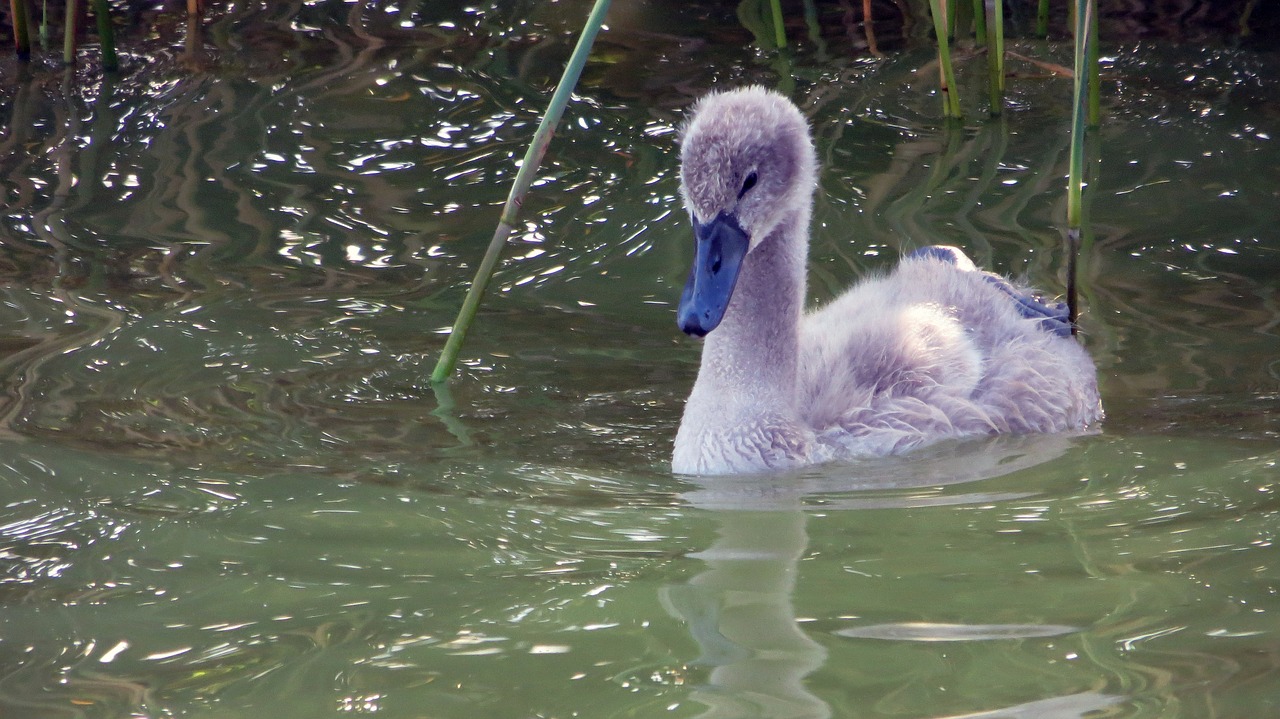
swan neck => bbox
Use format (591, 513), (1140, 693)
(702, 212), (808, 403)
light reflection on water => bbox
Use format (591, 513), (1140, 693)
(2, 2), (1280, 718)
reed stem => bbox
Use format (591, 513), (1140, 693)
(1088, 0), (1100, 125)
(11, 0), (31, 60)
(1066, 0), (1095, 333)
(431, 0), (612, 384)
(1067, 0), (1093, 229)
(39, 0), (48, 49)
(951, 0), (970, 42)
(769, 0), (786, 48)
(1240, 0), (1259, 36)
(1037, 0), (1050, 37)
(984, 0), (1004, 115)
(91, 0), (116, 70)
(972, 0), (986, 46)
(858, 0), (878, 57)
(1065, 227), (1080, 334)
(64, 0), (78, 64)
(928, 0), (962, 118)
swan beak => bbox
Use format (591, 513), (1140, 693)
(678, 211), (749, 337)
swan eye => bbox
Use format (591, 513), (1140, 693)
(737, 171), (758, 199)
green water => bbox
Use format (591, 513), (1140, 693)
(2, 2), (1279, 717)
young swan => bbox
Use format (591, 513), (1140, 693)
(671, 86), (1102, 475)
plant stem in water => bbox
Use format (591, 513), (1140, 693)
(769, 0), (786, 48)
(952, 0), (971, 42)
(1065, 228), (1080, 334)
(1088, 0), (1100, 125)
(928, 0), (962, 118)
(984, 0), (1004, 115)
(91, 0), (117, 70)
(64, 0), (79, 64)
(972, 0), (986, 46)
(11, 0), (31, 60)
(431, 0), (613, 384)
(1239, 0), (1259, 36)
(1066, 0), (1096, 334)
(859, 0), (879, 56)
(1067, 0), (1094, 229)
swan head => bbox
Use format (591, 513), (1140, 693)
(676, 86), (816, 336)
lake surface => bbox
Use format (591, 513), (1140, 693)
(2, 2), (1279, 717)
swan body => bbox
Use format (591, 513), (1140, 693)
(671, 87), (1102, 475)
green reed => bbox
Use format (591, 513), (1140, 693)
(927, 0), (962, 118)
(972, 0), (986, 45)
(951, 0), (971, 40)
(11, 0), (31, 60)
(91, 0), (116, 70)
(1087, 0), (1100, 125)
(39, 0), (49, 49)
(431, 0), (613, 384)
(984, 0), (1004, 114)
(63, 0), (77, 63)
(769, 0), (786, 47)
(7, 0), (118, 70)
(1066, 0), (1097, 333)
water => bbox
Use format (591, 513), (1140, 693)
(2, 2), (1279, 717)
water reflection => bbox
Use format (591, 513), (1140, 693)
(668, 435), (1090, 719)
(936, 692), (1121, 719)
(666, 506), (829, 718)
(836, 623), (1078, 642)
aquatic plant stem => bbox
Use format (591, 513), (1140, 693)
(431, 0), (612, 385)
(971, 0), (986, 46)
(1067, 0), (1094, 229)
(1066, 0), (1096, 334)
(858, 0), (877, 57)
(769, 0), (786, 48)
(91, 0), (117, 70)
(1088, 0), (1100, 126)
(928, 0), (962, 119)
(64, 0), (78, 64)
(1240, 0), (1259, 37)
(11, 0), (31, 60)
(951, 0), (970, 42)
(984, 0), (1004, 115)
(1037, 0), (1050, 37)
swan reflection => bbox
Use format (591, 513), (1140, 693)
(666, 435), (1118, 719)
